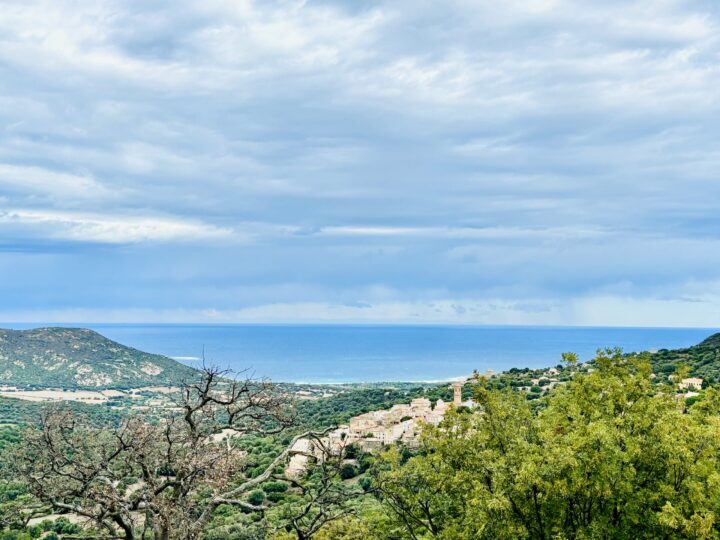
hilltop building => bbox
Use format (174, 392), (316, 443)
(679, 377), (704, 390)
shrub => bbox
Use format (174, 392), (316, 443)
(339, 464), (358, 480)
(263, 481), (288, 493)
(247, 490), (265, 506)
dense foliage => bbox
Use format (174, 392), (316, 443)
(647, 332), (720, 383)
(368, 349), (720, 539)
(0, 427), (19, 450)
(0, 396), (122, 427)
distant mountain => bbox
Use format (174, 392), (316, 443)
(645, 331), (720, 383)
(0, 327), (199, 389)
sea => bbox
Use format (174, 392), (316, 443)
(2, 324), (715, 384)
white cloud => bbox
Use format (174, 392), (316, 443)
(317, 225), (609, 240)
(0, 209), (233, 244)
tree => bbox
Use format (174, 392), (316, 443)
(339, 465), (357, 480)
(0, 481), (38, 532)
(11, 367), (338, 540)
(375, 349), (720, 539)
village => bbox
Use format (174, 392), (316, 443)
(286, 381), (475, 477)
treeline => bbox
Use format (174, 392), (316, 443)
(0, 397), (122, 427)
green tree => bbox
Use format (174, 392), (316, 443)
(339, 464), (357, 480)
(374, 349), (720, 539)
(248, 490), (266, 506)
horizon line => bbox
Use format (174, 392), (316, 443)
(1, 321), (717, 331)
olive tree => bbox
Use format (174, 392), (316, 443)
(13, 367), (337, 540)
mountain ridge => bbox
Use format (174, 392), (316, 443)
(0, 327), (199, 389)
(697, 332), (720, 349)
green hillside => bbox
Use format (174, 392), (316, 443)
(643, 331), (720, 383)
(0, 327), (199, 389)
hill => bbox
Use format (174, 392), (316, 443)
(0, 327), (199, 389)
(643, 331), (720, 383)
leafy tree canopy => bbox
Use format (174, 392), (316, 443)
(372, 349), (720, 539)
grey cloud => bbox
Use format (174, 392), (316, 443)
(0, 0), (719, 323)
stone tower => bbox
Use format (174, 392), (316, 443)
(452, 382), (463, 407)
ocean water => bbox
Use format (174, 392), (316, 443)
(3, 324), (715, 383)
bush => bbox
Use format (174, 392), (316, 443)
(344, 443), (360, 460)
(247, 490), (265, 506)
(339, 464), (358, 480)
(685, 395), (701, 408)
(50, 518), (80, 535)
(262, 481), (288, 493)
(358, 477), (372, 492)
(358, 454), (374, 473)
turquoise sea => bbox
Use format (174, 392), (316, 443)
(3, 324), (715, 383)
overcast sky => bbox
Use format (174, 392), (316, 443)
(1, 0), (719, 326)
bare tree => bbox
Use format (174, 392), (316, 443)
(12, 367), (339, 540)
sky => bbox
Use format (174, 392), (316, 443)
(1, 0), (719, 327)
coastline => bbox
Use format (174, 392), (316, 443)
(2, 323), (714, 384)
